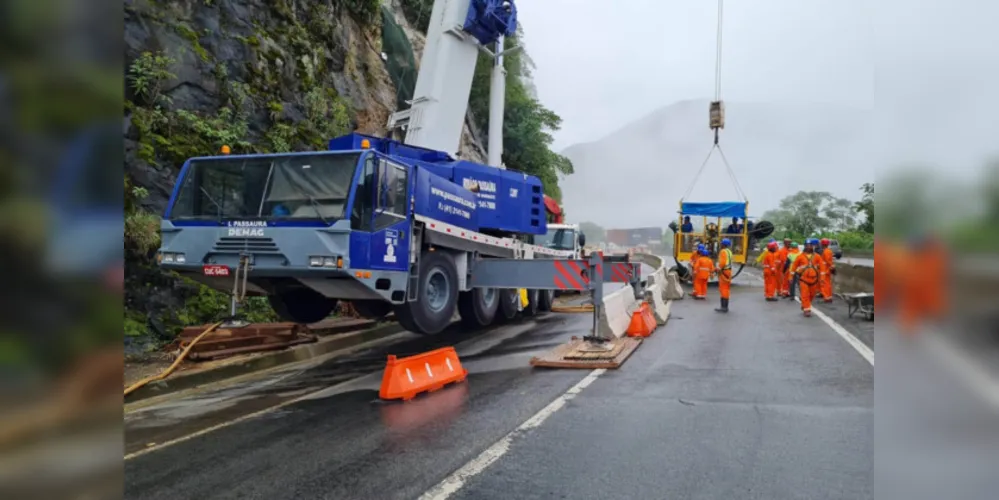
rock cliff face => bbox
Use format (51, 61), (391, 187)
(122, 0), (487, 341)
(124, 0), (485, 215)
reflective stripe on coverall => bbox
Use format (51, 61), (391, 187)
(694, 256), (715, 298)
(717, 248), (733, 300)
(762, 250), (779, 298)
(820, 247), (835, 300)
(793, 252), (823, 314)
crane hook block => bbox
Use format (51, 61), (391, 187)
(709, 100), (725, 130)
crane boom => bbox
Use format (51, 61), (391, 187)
(388, 0), (517, 164)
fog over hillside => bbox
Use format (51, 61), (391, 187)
(558, 99), (876, 228)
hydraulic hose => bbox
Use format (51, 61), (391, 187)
(123, 321), (224, 397)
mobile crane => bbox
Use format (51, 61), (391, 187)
(156, 0), (640, 336)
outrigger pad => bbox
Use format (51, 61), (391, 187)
(530, 337), (642, 369)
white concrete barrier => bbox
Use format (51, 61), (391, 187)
(664, 271), (685, 300)
(644, 284), (671, 326)
(597, 285), (637, 338)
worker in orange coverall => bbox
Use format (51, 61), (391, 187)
(692, 245), (714, 300)
(775, 238), (791, 295)
(819, 238), (836, 302)
(715, 238), (734, 313)
(783, 241), (801, 298)
(791, 239), (825, 317)
(898, 235), (948, 335)
(761, 240), (781, 301)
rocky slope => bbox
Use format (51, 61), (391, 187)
(123, 0), (488, 342)
(124, 0), (485, 213)
(559, 99), (876, 228)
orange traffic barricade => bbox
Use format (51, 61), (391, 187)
(626, 302), (656, 337)
(379, 347), (468, 401)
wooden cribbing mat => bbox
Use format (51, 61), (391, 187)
(530, 337), (642, 369)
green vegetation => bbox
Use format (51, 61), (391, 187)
(762, 187), (874, 251)
(125, 1), (368, 345)
(400, 1), (574, 201)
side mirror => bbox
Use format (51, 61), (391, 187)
(577, 233), (587, 247)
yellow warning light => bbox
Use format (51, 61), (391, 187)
(221, 145), (231, 154)
(363, 271), (372, 278)
(337, 257), (343, 268)
(360, 139), (371, 149)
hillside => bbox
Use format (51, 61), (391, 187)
(559, 99), (875, 228)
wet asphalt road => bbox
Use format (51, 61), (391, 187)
(125, 269), (874, 500)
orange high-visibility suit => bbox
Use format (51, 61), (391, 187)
(784, 248), (801, 296)
(693, 255), (715, 299)
(776, 244), (789, 295)
(762, 249), (780, 299)
(717, 247), (733, 300)
(820, 246), (835, 301)
(898, 238), (948, 334)
(793, 250), (824, 316)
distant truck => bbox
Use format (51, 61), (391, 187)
(536, 222), (586, 259)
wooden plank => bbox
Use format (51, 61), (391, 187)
(530, 337), (642, 369)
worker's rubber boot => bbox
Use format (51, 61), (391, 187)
(715, 298), (729, 313)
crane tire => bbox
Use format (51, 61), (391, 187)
(537, 289), (555, 312)
(494, 289), (520, 323)
(393, 251), (458, 335)
(458, 287), (499, 329)
(521, 289), (540, 317)
(268, 289), (338, 324)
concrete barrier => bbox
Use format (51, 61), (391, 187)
(598, 285), (638, 338)
(592, 253), (670, 338)
(644, 284), (671, 325)
(664, 271), (685, 299)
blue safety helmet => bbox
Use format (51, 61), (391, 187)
(700, 247), (710, 256)
(721, 238), (731, 247)
(808, 238), (820, 246)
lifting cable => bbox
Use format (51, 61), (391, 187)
(681, 0), (747, 203)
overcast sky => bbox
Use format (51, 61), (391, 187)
(517, 0), (999, 186)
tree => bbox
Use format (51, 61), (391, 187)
(578, 221), (605, 243)
(855, 182), (874, 233)
(765, 191), (857, 237)
(466, 31), (573, 201)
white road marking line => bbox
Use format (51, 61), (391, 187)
(796, 297), (874, 365)
(419, 368), (607, 500)
(921, 331), (999, 411)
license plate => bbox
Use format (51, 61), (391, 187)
(203, 264), (230, 277)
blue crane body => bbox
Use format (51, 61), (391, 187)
(156, 0), (637, 335)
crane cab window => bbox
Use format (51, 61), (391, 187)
(374, 159), (408, 230)
(351, 155), (375, 230)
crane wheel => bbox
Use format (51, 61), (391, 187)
(268, 289), (338, 324)
(393, 251), (458, 335)
(521, 289), (540, 317)
(494, 289), (520, 323)
(458, 287), (499, 328)
(537, 289), (555, 312)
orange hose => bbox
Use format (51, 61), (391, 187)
(124, 321), (224, 397)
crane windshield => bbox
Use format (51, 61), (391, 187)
(537, 227), (577, 251)
(168, 152), (361, 222)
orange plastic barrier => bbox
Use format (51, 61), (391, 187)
(379, 347), (468, 401)
(626, 303), (656, 337)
